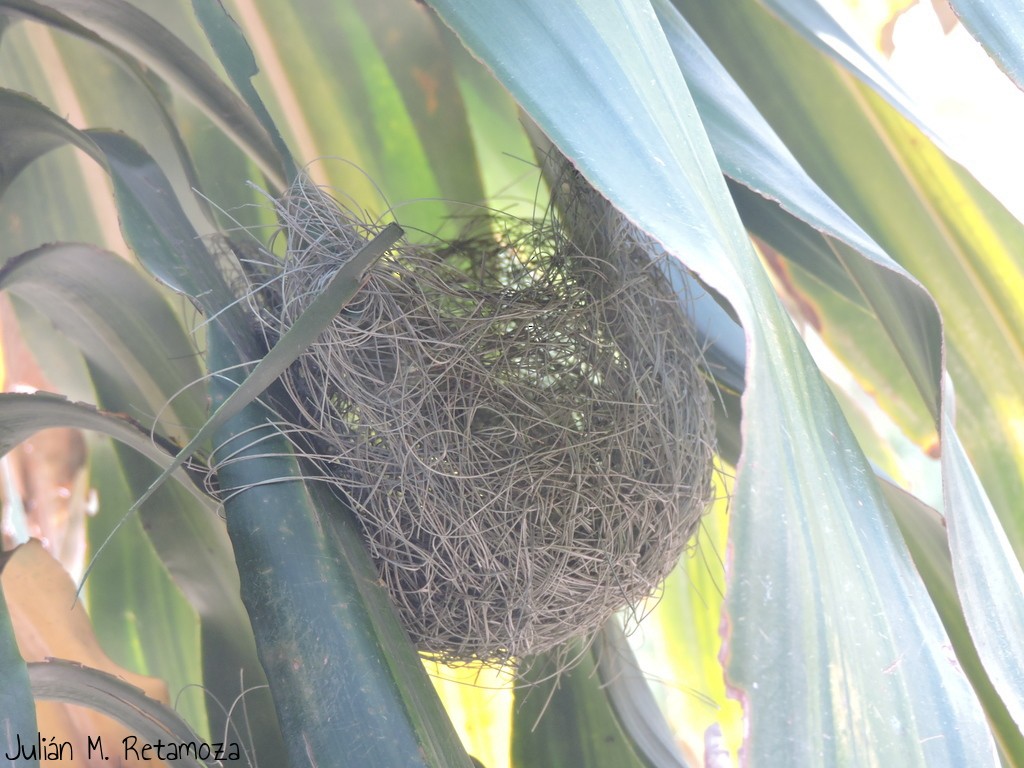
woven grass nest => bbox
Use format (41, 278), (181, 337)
(254, 162), (715, 664)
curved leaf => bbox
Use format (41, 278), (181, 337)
(657, 0), (942, 421)
(0, 87), (83, 198)
(884, 479), (1024, 762)
(673, 6), (1024, 749)
(29, 660), (207, 768)
(0, 391), (282, 757)
(84, 129), (258, 361)
(761, 0), (944, 145)
(0, 242), (206, 440)
(427, 1), (996, 763)
(0, 391), (201, 496)
(0, 0), (284, 188)
(0, 91), (249, 354)
(595, 622), (692, 768)
(930, 0), (1024, 93)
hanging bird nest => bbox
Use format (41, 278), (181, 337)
(251, 161), (716, 664)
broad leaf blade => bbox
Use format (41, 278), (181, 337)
(0, 91), (248, 354)
(884, 481), (1024, 763)
(427, 1), (996, 763)
(672, 0), (1024, 550)
(673, 6), (1024, 746)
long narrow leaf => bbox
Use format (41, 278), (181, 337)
(0, 243), (206, 439)
(0, 578), (35, 768)
(0, 392), (200, 496)
(28, 660), (207, 768)
(928, 0), (1024, 93)
(427, 1), (996, 763)
(207, 325), (471, 767)
(672, 7), (1024, 749)
(656, 0), (942, 420)
(0, 0), (284, 188)
(883, 480), (1024, 763)
(512, 642), (649, 768)
(942, 407), (1024, 733)
(190, 0), (295, 183)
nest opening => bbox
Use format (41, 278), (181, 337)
(250, 166), (716, 664)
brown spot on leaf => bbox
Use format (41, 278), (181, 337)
(411, 66), (440, 116)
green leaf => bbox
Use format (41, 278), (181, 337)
(930, 0), (1024, 93)
(0, 90), (248, 352)
(0, 391), (200, 495)
(88, 434), (286, 761)
(594, 622), (691, 767)
(942, 406), (1024, 734)
(207, 325), (471, 768)
(726, 184), (936, 446)
(28, 659), (209, 768)
(0, 568), (36, 768)
(0, 393), (285, 760)
(759, 0), (939, 141)
(0, 242), (206, 441)
(672, 0), (1024, 553)
(883, 480), (1024, 763)
(82, 444), (210, 742)
(0, 0), (284, 188)
(512, 641), (648, 768)
(0, 87), (82, 197)
(82, 128), (264, 367)
(427, 0), (996, 763)
(189, 0), (294, 183)
(656, 0), (942, 421)
(352, 0), (486, 209)
(673, 7), (1024, 743)
(206, 0), (485, 236)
